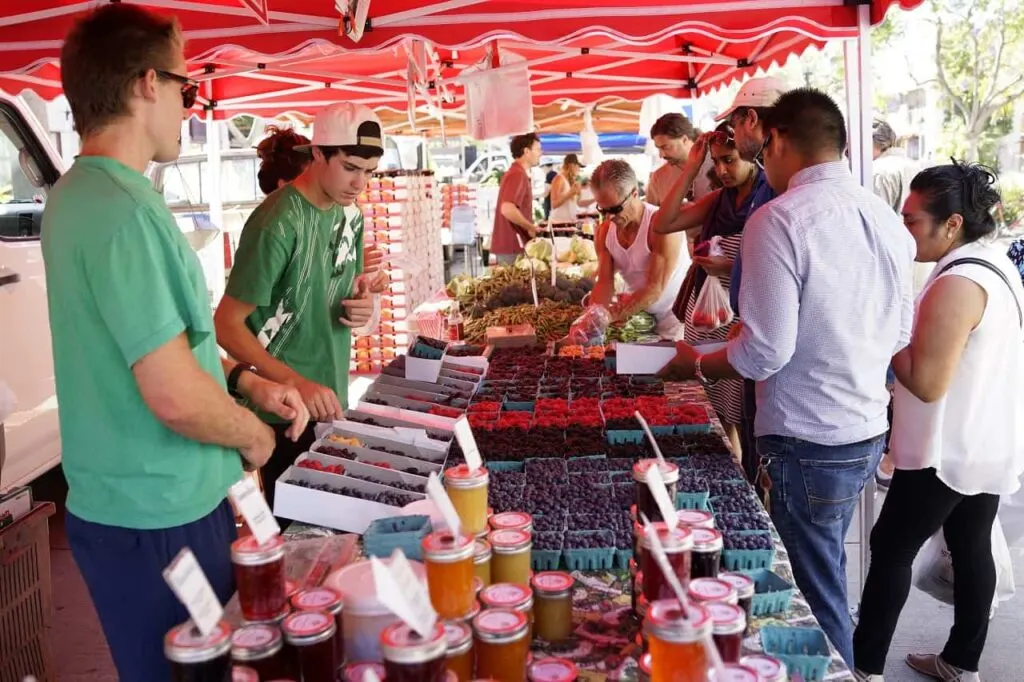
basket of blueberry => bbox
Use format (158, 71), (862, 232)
(532, 531), (564, 570)
(363, 515), (432, 561)
(721, 531), (775, 571)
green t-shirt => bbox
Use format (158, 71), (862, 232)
(40, 156), (243, 530)
(225, 185), (364, 418)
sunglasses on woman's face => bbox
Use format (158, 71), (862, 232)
(710, 129), (735, 146)
(155, 69), (199, 109)
(598, 189), (635, 216)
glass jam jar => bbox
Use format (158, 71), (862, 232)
(444, 464), (490, 535)
(690, 528), (724, 580)
(423, 530), (477, 619)
(479, 583), (534, 640)
(230, 623), (294, 681)
(527, 657), (578, 681)
(165, 620), (233, 682)
(343, 662), (386, 682)
(717, 572), (755, 634)
(628, 559), (639, 615)
(633, 572), (644, 619)
(711, 663), (760, 682)
(380, 621), (448, 682)
(530, 572), (574, 643)
(489, 511), (533, 534)
(231, 535), (288, 622)
(707, 602), (746, 663)
(281, 610), (338, 682)
(639, 522), (693, 602)
(444, 619), (474, 681)
(232, 666), (258, 682)
(488, 529), (533, 586)
(291, 587), (345, 669)
(473, 608), (531, 682)
(688, 577), (737, 607)
(474, 539), (493, 587)
(637, 653), (652, 682)
(632, 459), (679, 524)
(644, 600), (711, 682)
(739, 654), (788, 682)
(676, 509), (715, 530)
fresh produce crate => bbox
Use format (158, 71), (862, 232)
(606, 429), (645, 445)
(532, 532), (564, 571)
(363, 515), (431, 561)
(722, 543), (776, 572)
(614, 548), (633, 570)
(745, 568), (795, 616)
(485, 461), (525, 473)
(760, 626), (832, 681)
(674, 491), (711, 511)
(562, 530), (616, 571)
(676, 423), (713, 435)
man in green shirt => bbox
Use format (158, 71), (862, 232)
(215, 103), (383, 506)
(42, 6), (309, 681)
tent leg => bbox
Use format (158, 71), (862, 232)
(843, 3), (874, 188)
(206, 111), (225, 306)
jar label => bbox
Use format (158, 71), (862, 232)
(677, 510), (714, 527)
(489, 529), (530, 547)
(443, 620), (471, 645)
(718, 665), (759, 682)
(231, 624), (276, 648)
(692, 527), (723, 547)
(740, 655), (783, 678)
(529, 659), (577, 681)
(491, 512), (530, 529)
(690, 579), (733, 602)
(169, 620), (230, 647)
(232, 667), (259, 682)
(283, 611), (332, 636)
(707, 601), (744, 625)
(532, 572), (574, 592)
(475, 608), (525, 634)
(345, 662), (386, 682)
(293, 588), (340, 609)
(719, 572), (755, 594)
(481, 583), (529, 606)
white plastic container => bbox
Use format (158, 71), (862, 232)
(325, 558), (427, 662)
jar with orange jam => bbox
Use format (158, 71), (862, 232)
(488, 529), (532, 586)
(644, 600), (711, 682)
(474, 539), (493, 587)
(530, 572), (574, 643)
(473, 608), (530, 682)
(479, 583), (534, 641)
(423, 530), (477, 619)
(444, 465), (490, 535)
(444, 619), (474, 681)
(489, 511), (533, 534)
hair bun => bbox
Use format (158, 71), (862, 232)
(955, 159), (1000, 216)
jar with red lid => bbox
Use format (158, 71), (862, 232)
(231, 623), (294, 681)
(479, 582), (534, 640)
(706, 602), (746, 663)
(530, 572), (574, 643)
(710, 663), (761, 682)
(717, 572), (755, 634)
(164, 620), (233, 682)
(232, 666), (258, 682)
(688, 577), (737, 606)
(423, 530), (477, 619)
(527, 657), (578, 682)
(489, 511), (533, 534)
(472, 608), (530, 682)
(444, 465), (490, 535)
(640, 522), (693, 602)
(380, 621), (448, 682)
(343, 661), (386, 682)
(474, 539), (493, 587)
(232, 535), (288, 622)
(281, 610), (338, 682)
(637, 653), (652, 682)
(676, 509), (715, 530)
(739, 654), (787, 682)
(444, 619), (474, 681)
(632, 460), (679, 524)
(291, 587), (345, 670)
(690, 528), (724, 580)
(644, 600), (711, 682)
(487, 529), (533, 586)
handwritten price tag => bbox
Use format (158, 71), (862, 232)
(426, 472), (463, 537)
(229, 476), (280, 545)
(370, 551), (437, 638)
(453, 416), (483, 473)
(646, 464), (679, 531)
(162, 548), (224, 636)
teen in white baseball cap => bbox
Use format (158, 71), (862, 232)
(295, 102), (384, 157)
(716, 76), (788, 162)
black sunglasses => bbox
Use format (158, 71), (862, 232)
(598, 189), (636, 216)
(710, 128), (735, 147)
(154, 69), (199, 109)
(756, 132), (773, 165)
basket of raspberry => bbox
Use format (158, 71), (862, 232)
(671, 403), (713, 434)
(563, 530), (616, 571)
(532, 531), (565, 570)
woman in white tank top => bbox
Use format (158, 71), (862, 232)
(587, 159), (690, 340)
(853, 162), (1024, 682)
(549, 154), (582, 223)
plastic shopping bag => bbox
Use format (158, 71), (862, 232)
(689, 237), (734, 332)
(912, 516), (1015, 612)
(559, 304), (613, 347)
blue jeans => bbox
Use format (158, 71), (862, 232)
(66, 500), (237, 682)
(757, 434), (885, 668)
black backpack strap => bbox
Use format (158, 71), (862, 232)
(938, 257), (1023, 328)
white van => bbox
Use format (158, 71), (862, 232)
(0, 95), (64, 489)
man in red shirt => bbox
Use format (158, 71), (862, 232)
(491, 132), (542, 264)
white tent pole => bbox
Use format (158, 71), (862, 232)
(205, 108), (225, 305)
(856, 3), (873, 188)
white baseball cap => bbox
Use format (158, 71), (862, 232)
(296, 103), (384, 152)
(715, 76), (789, 122)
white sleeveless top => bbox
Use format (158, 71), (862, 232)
(889, 241), (1024, 495)
(549, 175), (579, 222)
(604, 202), (689, 320)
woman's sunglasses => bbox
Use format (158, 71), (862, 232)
(710, 128), (735, 146)
(155, 69), (199, 109)
(598, 189), (636, 216)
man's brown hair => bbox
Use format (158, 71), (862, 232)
(61, 4), (182, 137)
(650, 113), (697, 140)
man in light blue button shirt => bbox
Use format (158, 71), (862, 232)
(661, 89), (916, 667)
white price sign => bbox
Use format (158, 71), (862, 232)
(229, 476), (280, 545)
(646, 464), (679, 531)
(370, 551), (437, 638)
(453, 416), (483, 473)
(426, 472), (463, 537)
(162, 548), (224, 636)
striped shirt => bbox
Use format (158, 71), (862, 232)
(727, 161), (916, 446)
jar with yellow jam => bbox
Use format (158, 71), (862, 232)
(473, 608), (530, 682)
(423, 530), (477, 619)
(489, 511), (533, 534)
(644, 600), (711, 682)
(488, 529), (532, 586)
(444, 619), (474, 681)
(479, 583), (534, 641)
(444, 465), (490, 535)
(530, 572), (574, 643)
(474, 539), (493, 587)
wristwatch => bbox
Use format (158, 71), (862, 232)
(228, 363), (258, 399)
(694, 355), (715, 386)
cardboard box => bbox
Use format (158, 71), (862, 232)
(486, 324), (537, 348)
(615, 341), (677, 375)
(354, 401), (459, 430)
(320, 423), (446, 460)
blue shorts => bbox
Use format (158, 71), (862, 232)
(66, 500), (237, 682)
(886, 364), (895, 387)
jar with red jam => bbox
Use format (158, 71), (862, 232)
(343, 662), (386, 682)
(165, 620), (233, 682)
(423, 529), (477, 620)
(232, 666), (258, 682)
(473, 608), (531, 682)
(644, 600), (711, 682)
(688, 577), (737, 607)
(639, 522), (693, 602)
(444, 619), (474, 681)
(632, 460), (680, 524)
(676, 509), (715, 530)
(637, 653), (652, 682)
(291, 587), (345, 668)
(739, 654), (788, 682)
(690, 528), (724, 580)
(281, 610), (338, 682)
(232, 535), (288, 622)
(527, 657), (578, 682)
(489, 511), (533, 534)
(231, 623), (294, 681)
(706, 602), (746, 663)
(380, 621), (448, 682)
(717, 572), (755, 634)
